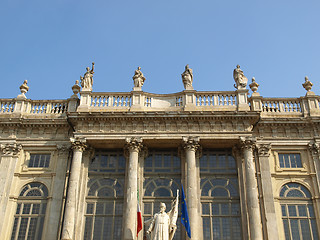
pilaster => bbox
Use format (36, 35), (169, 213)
(0, 143), (22, 235)
(256, 143), (279, 240)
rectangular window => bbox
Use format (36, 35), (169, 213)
(28, 154), (50, 168)
(279, 153), (302, 168)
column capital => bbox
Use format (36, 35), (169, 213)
(239, 136), (256, 151)
(182, 136), (200, 152)
(124, 137), (143, 154)
(0, 143), (22, 156)
(70, 137), (87, 152)
(308, 141), (320, 156)
(256, 143), (271, 157)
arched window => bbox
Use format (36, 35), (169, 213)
(200, 150), (241, 240)
(143, 150), (181, 239)
(11, 182), (48, 240)
(84, 150), (125, 240)
(280, 183), (319, 240)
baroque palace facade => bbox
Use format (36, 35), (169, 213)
(0, 64), (319, 240)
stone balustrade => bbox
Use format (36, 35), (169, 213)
(261, 98), (302, 113)
(0, 99), (15, 113)
(0, 90), (319, 116)
(196, 91), (237, 107)
(26, 100), (68, 114)
(90, 93), (132, 108)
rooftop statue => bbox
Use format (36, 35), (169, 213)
(181, 64), (193, 90)
(133, 67), (146, 90)
(80, 62), (95, 91)
(146, 190), (179, 240)
(233, 65), (248, 90)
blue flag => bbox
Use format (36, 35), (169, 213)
(180, 184), (191, 238)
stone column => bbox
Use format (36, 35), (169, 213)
(61, 138), (87, 240)
(240, 137), (263, 240)
(256, 144), (279, 240)
(182, 137), (202, 239)
(123, 137), (143, 240)
(0, 143), (21, 235)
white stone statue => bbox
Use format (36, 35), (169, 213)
(146, 190), (179, 240)
(80, 62), (95, 91)
(132, 67), (146, 90)
(233, 65), (248, 90)
(181, 64), (193, 90)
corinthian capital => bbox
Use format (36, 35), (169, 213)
(257, 144), (271, 157)
(308, 141), (320, 156)
(124, 137), (143, 153)
(239, 137), (256, 151)
(70, 137), (87, 152)
(182, 136), (200, 152)
(0, 143), (22, 156)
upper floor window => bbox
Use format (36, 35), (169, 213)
(28, 154), (50, 168)
(279, 153), (302, 168)
(90, 151), (125, 173)
(144, 151), (180, 173)
(200, 150), (236, 173)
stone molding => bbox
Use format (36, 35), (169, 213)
(257, 144), (271, 157)
(0, 143), (22, 156)
(70, 137), (87, 152)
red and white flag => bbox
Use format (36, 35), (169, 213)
(137, 202), (142, 236)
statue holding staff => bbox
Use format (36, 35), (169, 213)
(146, 190), (179, 240)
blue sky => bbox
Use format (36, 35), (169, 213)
(1, 0), (319, 99)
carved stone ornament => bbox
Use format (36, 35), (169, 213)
(308, 141), (320, 156)
(257, 144), (271, 157)
(70, 137), (87, 152)
(302, 76), (313, 92)
(17, 80), (29, 99)
(0, 143), (22, 156)
(181, 64), (193, 90)
(249, 77), (259, 93)
(239, 136), (256, 150)
(233, 65), (248, 90)
(124, 137), (143, 154)
(57, 144), (71, 156)
(182, 136), (200, 152)
(80, 62), (94, 91)
(72, 80), (81, 96)
(132, 67), (146, 90)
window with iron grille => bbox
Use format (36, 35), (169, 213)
(28, 154), (50, 168)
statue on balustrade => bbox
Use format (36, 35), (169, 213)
(233, 64), (248, 90)
(181, 64), (193, 90)
(146, 190), (179, 240)
(133, 67), (146, 90)
(80, 62), (95, 91)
